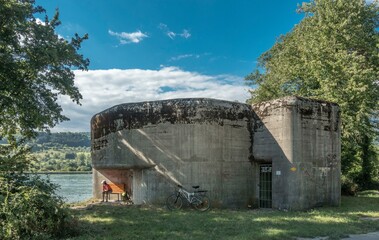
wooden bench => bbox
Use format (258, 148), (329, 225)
(108, 183), (126, 201)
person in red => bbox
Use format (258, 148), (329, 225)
(101, 180), (112, 202)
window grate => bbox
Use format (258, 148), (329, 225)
(259, 164), (272, 208)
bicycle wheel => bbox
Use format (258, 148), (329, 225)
(166, 193), (183, 210)
(193, 195), (210, 211)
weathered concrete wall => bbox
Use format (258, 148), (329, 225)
(91, 98), (255, 207)
(252, 96), (341, 210)
(91, 96), (341, 210)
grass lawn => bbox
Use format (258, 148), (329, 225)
(68, 195), (379, 240)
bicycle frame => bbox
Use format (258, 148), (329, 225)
(178, 188), (197, 204)
(167, 185), (210, 211)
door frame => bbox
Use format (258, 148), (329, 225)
(259, 163), (272, 208)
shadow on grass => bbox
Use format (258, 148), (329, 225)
(356, 190), (379, 198)
(69, 196), (379, 240)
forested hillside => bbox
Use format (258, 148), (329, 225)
(28, 132), (92, 172)
(32, 132), (90, 148)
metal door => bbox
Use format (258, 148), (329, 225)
(259, 164), (272, 208)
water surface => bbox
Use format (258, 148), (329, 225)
(46, 173), (93, 203)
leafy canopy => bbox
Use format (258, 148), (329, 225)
(0, 1), (89, 238)
(246, 0), (379, 189)
(0, 0), (89, 141)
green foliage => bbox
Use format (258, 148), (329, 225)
(30, 148), (91, 172)
(246, 0), (379, 190)
(33, 132), (91, 148)
(0, 0), (89, 238)
(341, 175), (359, 196)
(0, 0), (89, 139)
(65, 152), (76, 159)
(0, 143), (34, 173)
(0, 174), (79, 239)
(24, 132), (92, 172)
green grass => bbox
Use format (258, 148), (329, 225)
(356, 190), (379, 197)
(68, 196), (379, 240)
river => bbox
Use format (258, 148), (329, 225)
(45, 173), (93, 203)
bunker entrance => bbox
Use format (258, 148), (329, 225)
(259, 164), (272, 208)
(95, 169), (134, 202)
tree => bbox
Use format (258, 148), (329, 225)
(246, 0), (379, 191)
(0, 0), (89, 140)
(0, 0), (89, 238)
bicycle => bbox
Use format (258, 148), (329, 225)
(166, 185), (211, 211)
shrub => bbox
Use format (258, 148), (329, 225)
(65, 153), (76, 160)
(0, 174), (79, 239)
(341, 175), (359, 196)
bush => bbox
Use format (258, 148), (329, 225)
(65, 153), (76, 159)
(341, 175), (359, 196)
(0, 174), (79, 239)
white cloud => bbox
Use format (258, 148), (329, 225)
(53, 67), (250, 132)
(169, 53), (211, 62)
(167, 31), (176, 39)
(158, 23), (168, 30)
(35, 18), (46, 26)
(158, 23), (191, 39)
(108, 29), (148, 44)
(170, 54), (200, 61)
(180, 29), (191, 39)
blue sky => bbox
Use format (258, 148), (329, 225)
(35, 0), (304, 132)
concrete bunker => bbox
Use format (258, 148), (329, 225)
(91, 97), (341, 210)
